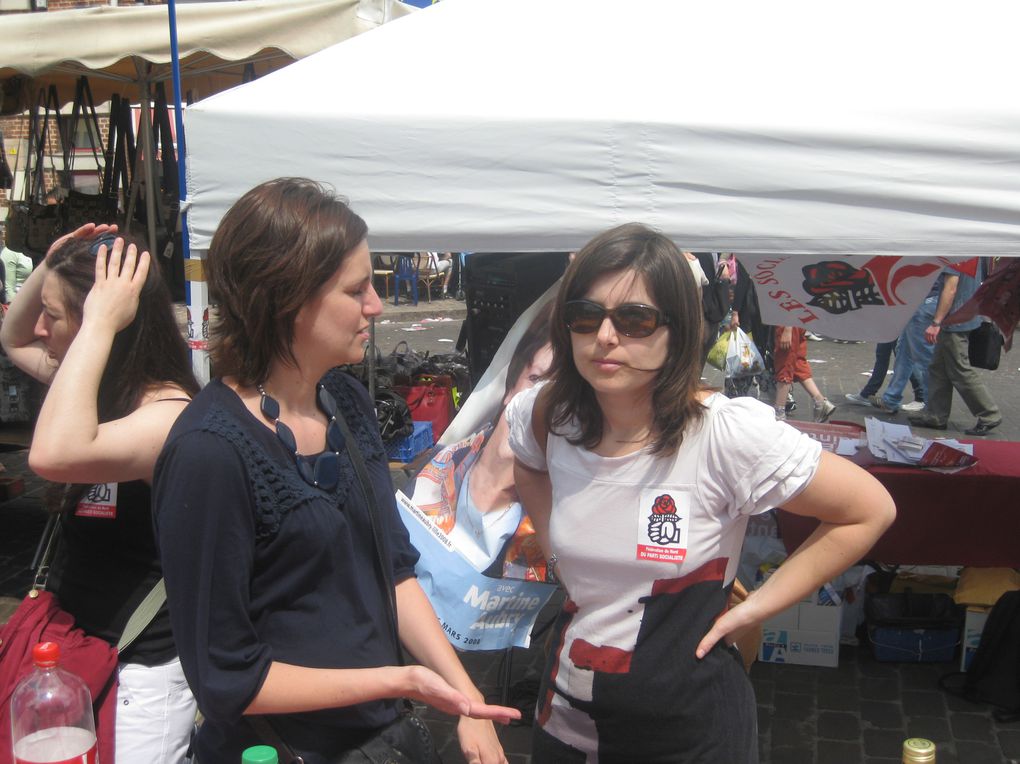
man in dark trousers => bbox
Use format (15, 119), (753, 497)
(908, 263), (1002, 435)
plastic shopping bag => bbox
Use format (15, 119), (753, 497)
(724, 328), (765, 379)
(706, 331), (731, 371)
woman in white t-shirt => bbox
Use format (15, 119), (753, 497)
(507, 223), (895, 763)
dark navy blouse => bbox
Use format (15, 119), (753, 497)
(154, 372), (419, 764)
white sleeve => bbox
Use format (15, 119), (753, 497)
(703, 397), (822, 517)
(505, 384), (548, 471)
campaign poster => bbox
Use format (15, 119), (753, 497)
(398, 492), (555, 650)
(397, 284), (560, 650)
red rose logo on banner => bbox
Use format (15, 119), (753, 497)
(801, 261), (886, 315)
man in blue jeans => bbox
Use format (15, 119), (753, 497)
(844, 340), (925, 411)
(872, 286), (939, 414)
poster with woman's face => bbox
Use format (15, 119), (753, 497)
(394, 287), (558, 650)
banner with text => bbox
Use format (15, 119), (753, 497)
(397, 491), (557, 651)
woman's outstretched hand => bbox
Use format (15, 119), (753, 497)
(82, 237), (150, 334)
(403, 665), (520, 724)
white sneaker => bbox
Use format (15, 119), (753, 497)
(813, 398), (836, 423)
(901, 401), (926, 412)
(844, 393), (872, 407)
(775, 408), (787, 421)
(805, 331), (824, 341)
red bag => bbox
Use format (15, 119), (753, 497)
(397, 383), (454, 444)
(0, 591), (119, 764)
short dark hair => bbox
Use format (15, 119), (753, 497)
(206, 178), (369, 385)
(543, 223), (706, 456)
(47, 233), (199, 422)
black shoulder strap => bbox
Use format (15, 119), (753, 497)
(329, 390), (401, 654)
(250, 386), (406, 762)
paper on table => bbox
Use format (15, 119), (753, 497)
(835, 438), (860, 456)
(866, 418), (920, 464)
(865, 417), (977, 471)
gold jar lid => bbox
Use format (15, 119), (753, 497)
(903, 737), (936, 762)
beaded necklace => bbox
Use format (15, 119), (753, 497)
(257, 383), (346, 490)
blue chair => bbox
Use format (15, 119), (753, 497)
(393, 255), (419, 306)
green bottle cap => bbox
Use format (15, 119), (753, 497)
(241, 745), (279, 764)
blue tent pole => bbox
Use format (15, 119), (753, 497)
(167, 0), (189, 269)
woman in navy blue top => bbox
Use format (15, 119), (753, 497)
(153, 178), (517, 764)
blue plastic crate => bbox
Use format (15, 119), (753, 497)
(867, 626), (958, 663)
(386, 421), (433, 462)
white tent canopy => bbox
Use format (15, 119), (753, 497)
(0, 0), (413, 105)
(185, 0), (1020, 256)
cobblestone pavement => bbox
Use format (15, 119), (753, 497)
(2, 326), (1019, 764)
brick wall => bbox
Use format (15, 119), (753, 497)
(2, 109), (111, 212)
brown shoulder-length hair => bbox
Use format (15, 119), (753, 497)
(543, 223), (706, 457)
(47, 233), (199, 423)
(206, 178), (369, 385)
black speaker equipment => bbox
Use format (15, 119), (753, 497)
(463, 252), (569, 386)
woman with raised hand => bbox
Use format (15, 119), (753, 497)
(508, 223), (895, 762)
(153, 178), (518, 764)
(1, 224), (200, 762)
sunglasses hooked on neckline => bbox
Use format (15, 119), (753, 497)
(563, 299), (669, 338)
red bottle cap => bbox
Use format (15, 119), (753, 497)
(32, 642), (60, 668)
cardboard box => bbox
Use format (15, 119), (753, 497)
(960, 606), (990, 671)
(760, 599), (842, 668)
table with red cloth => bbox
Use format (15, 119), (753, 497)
(775, 438), (1020, 567)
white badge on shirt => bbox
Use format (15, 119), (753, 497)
(635, 488), (689, 563)
(75, 483), (118, 519)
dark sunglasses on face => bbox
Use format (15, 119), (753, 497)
(563, 299), (669, 338)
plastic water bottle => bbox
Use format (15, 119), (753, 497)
(241, 746), (278, 764)
(10, 642), (97, 764)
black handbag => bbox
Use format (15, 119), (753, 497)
(968, 322), (1002, 371)
(0, 130), (12, 190)
(250, 401), (440, 764)
(376, 387), (415, 445)
(386, 340), (427, 385)
(63, 77), (118, 231)
(15, 86), (66, 261)
(701, 260), (732, 324)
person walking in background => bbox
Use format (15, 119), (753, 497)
(693, 252), (733, 368)
(908, 263), (1003, 435)
(508, 223), (895, 762)
(868, 278), (942, 415)
(844, 340), (925, 412)
(772, 325), (836, 422)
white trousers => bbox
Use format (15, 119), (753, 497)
(116, 657), (197, 764)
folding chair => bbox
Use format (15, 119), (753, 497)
(393, 255), (419, 306)
(373, 254), (395, 299)
(416, 252), (445, 303)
